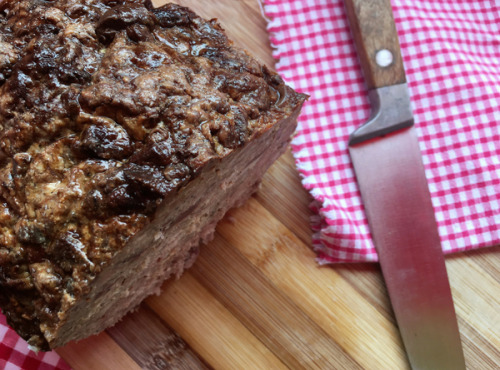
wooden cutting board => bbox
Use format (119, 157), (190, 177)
(56, 1), (500, 368)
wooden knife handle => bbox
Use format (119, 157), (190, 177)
(344, 0), (406, 89)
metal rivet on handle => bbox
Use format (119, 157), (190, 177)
(375, 49), (393, 67)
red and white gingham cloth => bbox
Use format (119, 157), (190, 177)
(263, 0), (500, 263)
(0, 315), (70, 370)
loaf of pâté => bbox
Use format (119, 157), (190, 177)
(0, 0), (306, 350)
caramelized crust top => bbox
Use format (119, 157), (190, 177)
(0, 0), (305, 349)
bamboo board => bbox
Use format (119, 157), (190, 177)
(56, 1), (500, 368)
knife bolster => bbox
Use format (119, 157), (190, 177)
(349, 83), (414, 146)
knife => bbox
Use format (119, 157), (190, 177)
(343, 0), (466, 369)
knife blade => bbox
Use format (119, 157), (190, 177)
(343, 0), (466, 369)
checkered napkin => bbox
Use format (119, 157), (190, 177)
(0, 315), (70, 370)
(263, 0), (500, 263)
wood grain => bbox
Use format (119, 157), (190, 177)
(57, 1), (500, 369)
(191, 234), (362, 369)
(147, 272), (287, 370)
(57, 332), (141, 370)
(107, 305), (209, 369)
(216, 198), (408, 369)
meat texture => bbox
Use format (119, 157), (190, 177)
(0, 0), (306, 350)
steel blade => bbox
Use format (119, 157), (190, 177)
(349, 126), (465, 369)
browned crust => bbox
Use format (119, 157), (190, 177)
(0, 0), (306, 350)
